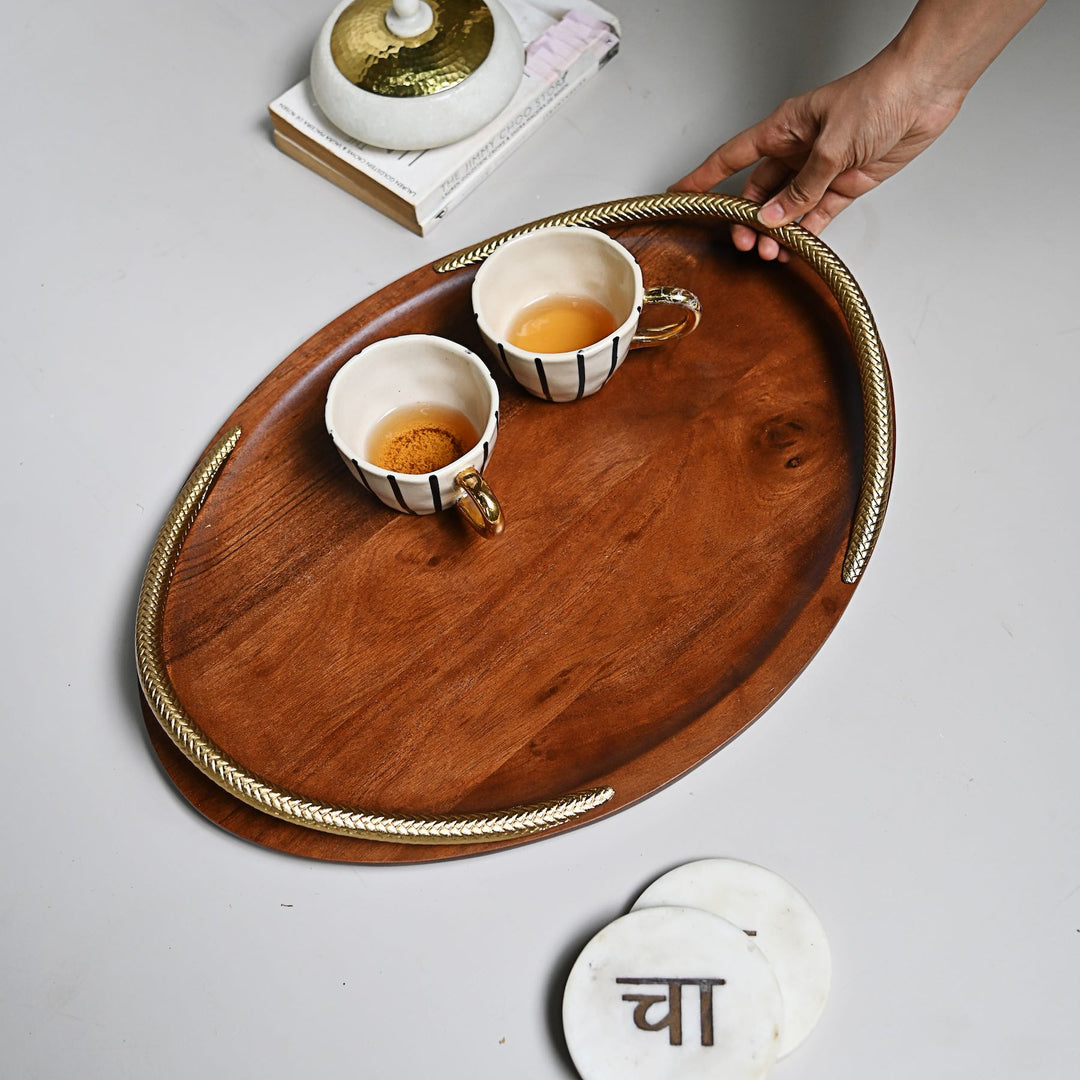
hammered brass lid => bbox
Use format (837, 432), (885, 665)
(330, 0), (495, 98)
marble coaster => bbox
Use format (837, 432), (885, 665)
(633, 859), (831, 1057)
(562, 906), (783, 1080)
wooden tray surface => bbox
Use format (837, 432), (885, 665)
(141, 217), (873, 863)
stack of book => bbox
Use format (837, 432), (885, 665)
(268, 1), (620, 235)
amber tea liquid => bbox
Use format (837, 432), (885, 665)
(507, 294), (618, 353)
(366, 403), (479, 474)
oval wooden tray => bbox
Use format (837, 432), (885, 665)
(137, 196), (892, 863)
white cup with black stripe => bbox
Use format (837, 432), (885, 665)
(472, 226), (701, 404)
(325, 335), (503, 537)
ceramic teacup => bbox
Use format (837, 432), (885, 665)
(472, 226), (701, 403)
(325, 334), (503, 536)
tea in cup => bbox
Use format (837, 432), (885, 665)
(472, 226), (701, 402)
(325, 334), (503, 536)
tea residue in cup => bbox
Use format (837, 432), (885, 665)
(367, 403), (479, 474)
(507, 294), (618, 353)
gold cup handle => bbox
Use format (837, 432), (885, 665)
(455, 466), (504, 537)
(630, 286), (702, 348)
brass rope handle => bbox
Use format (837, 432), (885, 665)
(135, 425), (613, 845)
(436, 192), (894, 584)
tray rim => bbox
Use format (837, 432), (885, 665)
(135, 193), (894, 850)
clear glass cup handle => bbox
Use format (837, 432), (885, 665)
(630, 286), (702, 348)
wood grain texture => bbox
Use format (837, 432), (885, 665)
(140, 219), (872, 863)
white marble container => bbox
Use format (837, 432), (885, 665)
(310, 0), (524, 150)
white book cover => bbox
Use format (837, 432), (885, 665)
(269, 1), (620, 233)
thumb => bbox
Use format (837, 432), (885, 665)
(757, 143), (844, 227)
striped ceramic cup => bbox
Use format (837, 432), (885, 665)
(325, 335), (503, 537)
(472, 226), (701, 403)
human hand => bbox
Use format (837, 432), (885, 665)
(670, 48), (966, 260)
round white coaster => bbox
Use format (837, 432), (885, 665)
(562, 906), (783, 1080)
(633, 859), (831, 1057)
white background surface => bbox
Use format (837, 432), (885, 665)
(3, 1), (1078, 1077)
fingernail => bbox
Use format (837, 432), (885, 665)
(758, 202), (785, 227)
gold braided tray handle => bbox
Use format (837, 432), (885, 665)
(136, 194), (891, 845)
(437, 192), (894, 585)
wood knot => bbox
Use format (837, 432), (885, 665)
(761, 418), (804, 450)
